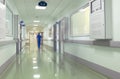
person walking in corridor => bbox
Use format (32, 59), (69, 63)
(36, 32), (42, 49)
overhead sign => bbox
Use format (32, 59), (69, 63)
(38, 1), (47, 7)
(20, 20), (25, 26)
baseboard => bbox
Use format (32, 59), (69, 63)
(0, 54), (16, 75)
(64, 52), (120, 79)
(64, 40), (120, 48)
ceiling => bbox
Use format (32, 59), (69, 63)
(7, 0), (86, 27)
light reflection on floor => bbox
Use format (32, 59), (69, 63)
(0, 45), (109, 79)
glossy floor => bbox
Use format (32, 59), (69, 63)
(0, 45), (109, 79)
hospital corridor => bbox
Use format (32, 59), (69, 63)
(0, 0), (120, 79)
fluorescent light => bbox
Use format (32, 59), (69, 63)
(34, 24), (38, 26)
(79, 9), (86, 12)
(33, 74), (40, 78)
(33, 61), (37, 64)
(33, 66), (38, 69)
(33, 20), (40, 23)
(35, 5), (46, 9)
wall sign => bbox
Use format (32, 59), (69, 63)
(90, 0), (112, 39)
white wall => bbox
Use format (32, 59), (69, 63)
(0, 42), (16, 67)
(63, 0), (120, 78)
(112, 0), (120, 41)
(0, 2), (6, 39)
(64, 43), (120, 73)
(0, 0), (18, 69)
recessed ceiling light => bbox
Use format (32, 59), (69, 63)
(33, 24), (38, 26)
(79, 9), (86, 12)
(33, 74), (40, 78)
(33, 66), (38, 69)
(35, 5), (46, 10)
(33, 20), (40, 23)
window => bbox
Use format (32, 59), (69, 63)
(70, 4), (90, 37)
(6, 6), (13, 36)
(0, 2), (6, 39)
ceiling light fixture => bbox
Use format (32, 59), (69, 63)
(34, 24), (38, 26)
(33, 74), (40, 78)
(79, 8), (86, 12)
(33, 66), (38, 69)
(35, 5), (46, 10)
(33, 20), (40, 23)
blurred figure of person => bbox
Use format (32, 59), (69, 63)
(36, 32), (42, 49)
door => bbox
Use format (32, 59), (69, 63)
(53, 23), (60, 52)
(59, 17), (68, 54)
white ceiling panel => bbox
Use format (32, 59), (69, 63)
(7, 0), (89, 27)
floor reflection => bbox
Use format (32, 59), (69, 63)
(15, 55), (22, 79)
(0, 45), (109, 79)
